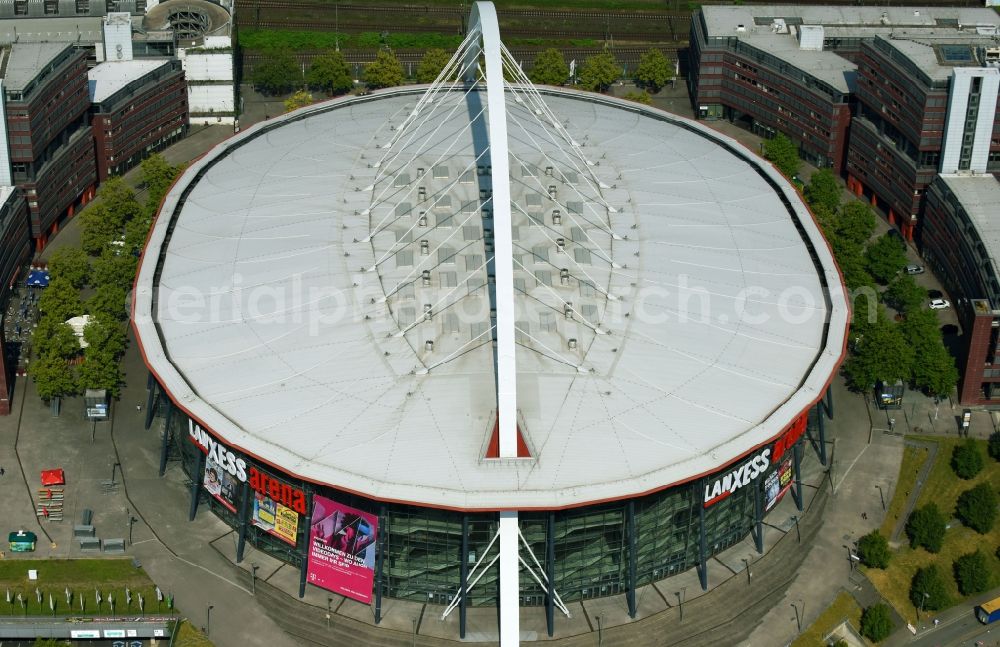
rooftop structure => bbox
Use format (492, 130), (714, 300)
(88, 58), (172, 102)
(3, 42), (73, 93)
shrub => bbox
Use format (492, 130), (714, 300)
(951, 439), (984, 479)
(909, 565), (949, 612)
(860, 603), (893, 642)
(989, 431), (1000, 461)
(956, 483), (998, 534)
(905, 503), (946, 553)
(954, 550), (991, 595)
(857, 531), (891, 569)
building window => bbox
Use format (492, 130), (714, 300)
(13, 0), (27, 15)
(75, 0), (89, 12)
(43, 0), (58, 14)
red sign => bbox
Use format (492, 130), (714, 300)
(306, 495), (378, 603)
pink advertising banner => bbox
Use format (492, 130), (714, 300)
(306, 495), (378, 603)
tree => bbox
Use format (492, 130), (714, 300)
(909, 565), (949, 611)
(905, 503), (946, 553)
(88, 284), (129, 322)
(307, 50), (354, 95)
(623, 90), (652, 105)
(884, 275), (927, 313)
(37, 278), (83, 322)
(857, 530), (891, 569)
(77, 346), (123, 397)
(865, 233), (908, 284)
(46, 246), (90, 289)
(30, 355), (78, 401)
(989, 431), (1000, 461)
(284, 90), (314, 113)
(634, 48), (672, 92)
(579, 50), (619, 92)
(33, 319), (81, 360)
(98, 177), (143, 225)
(364, 50), (404, 89)
(141, 154), (183, 214)
(253, 50), (299, 96)
(91, 249), (138, 292)
(762, 133), (799, 177)
(843, 312), (914, 391)
(835, 201), (877, 248)
(952, 439), (984, 480)
(914, 343), (958, 398)
(804, 168), (841, 214)
(954, 550), (991, 595)
(80, 203), (119, 256)
(415, 48), (452, 84)
(529, 48), (569, 86)
(82, 314), (128, 360)
(123, 212), (153, 257)
(956, 482), (998, 534)
(860, 603), (893, 643)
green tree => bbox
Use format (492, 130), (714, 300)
(82, 314), (128, 360)
(30, 355), (78, 401)
(865, 233), (908, 284)
(528, 48), (569, 86)
(835, 201), (877, 248)
(98, 177), (143, 225)
(762, 133), (799, 177)
(253, 50), (300, 95)
(123, 212), (153, 257)
(307, 50), (354, 94)
(415, 48), (452, 83)
(88, 284), (129, 322)
(833, 241), (876, 292)
(77, 346), (123, 397)
(364, 50), (404, 89)
(37, 278), (83, 322)
(952, 439), (984, 480)
(956, 482), (998, 534)
(46, 246), (90, 289)
(634, 48), (672, 92)
(622, 90), (652, 105)
(91, 249), (138, 292)
(80, 203), (119, 256)
(857, 530), (891, 569)
(860, 603), (893, 642)
(804, 168), (841, 214)
(843, 312), (913, 391)
(579, 50), (619, 92)
(884, 275), (927, 313)
(905, 503), (946, 553)
(33, 319), (81, 360)
(954, 550), (991, 595)
(284, 90), (314, 113)
(141, 154), (183, 215)
(989, 431), (1000, 461)
(909, 565), (949, 611)
(901, 309), (958, 397)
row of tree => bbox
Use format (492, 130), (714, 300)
(252, 47), (674, 98)
(29, 155), (184, 401)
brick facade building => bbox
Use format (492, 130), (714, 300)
(0, 187), (33, 414)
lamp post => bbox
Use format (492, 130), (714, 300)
(250, 563), (259, 596)
(919, 591), (929, 620)
(206, 604), (214, 636)
(677, 587), (686, 623)
(790, 515), (800, 543)
(127, 514), (137, 546)
(741, 558), (751, 585)
(875, 484), (886, 511)
(327, 597), (332, 629)
(791, 601), (802, 633)
(596, 615), (603, 647)
(411, 616), (417, 647)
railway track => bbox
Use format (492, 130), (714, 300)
(246, 19), (673, 40)
(238, 1), (676, 21)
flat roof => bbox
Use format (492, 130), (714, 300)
(3, 42), (71, 92)
(88, 59), (172, 103)
(0, 18), (105, 45)
(938, 174), (1000, 285)
(134, 86), (848, 510)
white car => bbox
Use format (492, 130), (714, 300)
(929, 298), (951, 310)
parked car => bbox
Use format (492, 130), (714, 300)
(905, 264), (925, 274)
(928, 289), (943, 299)
(929, 298), (951, 310)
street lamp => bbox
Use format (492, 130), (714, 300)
(127, 514), (137, 546)
(250, 563), (259, 596)
(206, 605), (214, 636)
(411, 616), (417, 647)
(327, 597), (333, 629)
(677, 587), (686, 623)
(596, 615), (603, 647)
(791, 601), (801, 633)
(875, 484), (886, 511)
(741, 558), (752, 585)
(790, 515), (800, 543)
(919, 591), (929, 619)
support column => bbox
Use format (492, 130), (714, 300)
(299, 490), (313, 598)
(545, 513), (555, 637)
(235, 479), (252, 563)
(375, 504), (386, 624)
(817, 407), (828, 466)
(144, 380), (157, 430)
(752, 479), (764, 554)
(792, 439), (804, 512)
(158, 400), (173, 476)
(825, 385), (834, 419)
(626, 501), (637, 619)
(499, 511), (519, 647)
(697, 489), (708, 591)
(460, 515), (469, 639)
(188, 449), (205, 521)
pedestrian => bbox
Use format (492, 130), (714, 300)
(136, 403), (141, 412)
(0, 467), (5, 476)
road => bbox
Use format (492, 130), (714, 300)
(908, 610), (998, 647)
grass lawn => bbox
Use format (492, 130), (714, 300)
(0, 559), (176, 617)
(791, 591), (863, 647)
(866, 437), (1000, 624)
(174, 619), (215, 647)
(879, 443), (930, 538)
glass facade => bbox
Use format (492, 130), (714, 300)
(156, 388), (823, 608)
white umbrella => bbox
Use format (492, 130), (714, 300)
(48, 593), (54, 613)
(125, 587), (131, 607)
(5, 589), (9, 604)
(64, 587), (70, 606)
(34, 588), (40, 605)
(155, 586), (163, 602)
(95, 589), (101, 607)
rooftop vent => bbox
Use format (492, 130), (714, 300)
(736, 23), (746, 32)
(771, 18), (788, 34)
(798, 24), (824, 51)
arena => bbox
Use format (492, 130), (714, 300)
(132, 3), (849, 642)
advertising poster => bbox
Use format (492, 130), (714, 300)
(763, 456), (794, 511)
(203, 456), (239, 512)
(252, 492), (299, 546)
(306, 495), (378, 603)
